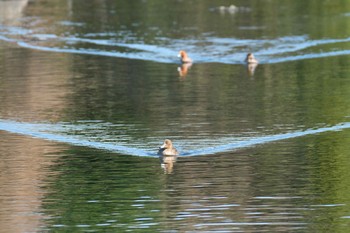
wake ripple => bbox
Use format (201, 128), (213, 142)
(0, 120), (152, 157)
(1, 24), (350, 64)
(0, 119), (349, 157)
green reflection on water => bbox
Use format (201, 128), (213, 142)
(40, 130), (350, 232)
(43, 148), (164, 232)
(1, 0), (350, 232)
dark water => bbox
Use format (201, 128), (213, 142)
(1, 0), (350, 232)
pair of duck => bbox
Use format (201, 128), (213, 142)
(178, 50), (259, 64)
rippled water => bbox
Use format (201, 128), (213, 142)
(1, 0), (350, 232)
(1, 119), (350, 157)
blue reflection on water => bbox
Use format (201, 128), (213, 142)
(1, 24), (350, 64)
(0, 119), (349, 157)
(0, 120), (152, 157)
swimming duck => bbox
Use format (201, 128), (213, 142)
(218, 5), (238, 14)
(245, 53), (258, 64)
(158, 139), (179, 156)
(178, 50), (193, 63)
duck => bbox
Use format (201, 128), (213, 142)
(158, 139), (179, 156)
(218, 5), (238, 14)
(245, 53), (258, 64)
(178, 50), (193, 63)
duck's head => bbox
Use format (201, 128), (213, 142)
(178, 50), (188, 59)
(160, 139), (173, 149)
(178, 50), (193, 63)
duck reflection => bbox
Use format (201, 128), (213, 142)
(247, 62), (258, 76)
(177, 62), (192, 78)
(159, 154), (177, 174)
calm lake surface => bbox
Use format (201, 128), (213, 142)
(1, 0), (350, 232)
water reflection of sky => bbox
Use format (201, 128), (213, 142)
(1, 1), (350, 232)
(1, 119), (350, 157)
(1, 0), (350, 65)
(1, 23), (350, 64)
(0, 1), (350, 156)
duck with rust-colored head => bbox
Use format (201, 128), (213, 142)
(245, 53), (258, 64)
(158, 139), (179, 156)
(178, 50), (193, 64)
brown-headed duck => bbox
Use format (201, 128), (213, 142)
(158, 139), (179, 156)
(178, 50), (193, 64)
(245, 53), (258, 64)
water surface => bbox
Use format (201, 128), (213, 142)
(1, 0), (350, 232)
